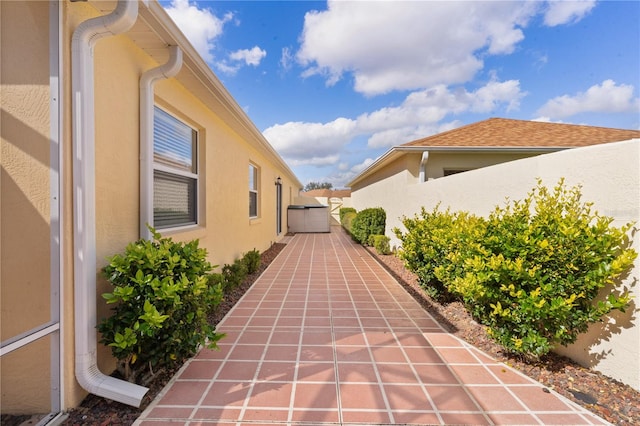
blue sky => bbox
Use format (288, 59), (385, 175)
(159, 0), (640, 188)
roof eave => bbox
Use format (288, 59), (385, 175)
(347, 145), (566, 188)
(136, 1), (303, 189)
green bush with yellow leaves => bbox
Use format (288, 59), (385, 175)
(395, 179), (636, 357)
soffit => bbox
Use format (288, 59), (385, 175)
(86, 0), (302, 189)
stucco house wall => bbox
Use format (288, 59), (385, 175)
(1, 0), (56, 414)
(424, 152), (539, 179)
(351, 139), (640, 390)
(2, 0), (302, 415)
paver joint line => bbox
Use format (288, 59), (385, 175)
(134, 228), (611, 426)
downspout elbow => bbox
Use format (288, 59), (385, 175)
(75, 359), (148, 408)
(140, 46), (183, 240)
(72, 0), (138, 47)
(72, 0), (148, 407)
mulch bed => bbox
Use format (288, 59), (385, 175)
(367, 247), (640, 426)
(59, 238), (639, 425)
(62, 243), (286, 426)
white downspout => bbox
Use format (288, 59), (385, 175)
(71, 0), (148, 407)
(419, 150), (430, 183)
(140, 45), (183, 240)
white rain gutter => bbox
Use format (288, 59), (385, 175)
(139, 45), (183, 240)
(71, 0), (148, 407)
(419, 151), (429, 183)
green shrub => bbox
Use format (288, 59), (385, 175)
(98, 227), (224, 381)
(242, 249), (261, 275)
(222, 258), (248, 289)
(339, 207), (357, 223)
(351, 207), (386, 245)
(395, 205), (485, 287)
(342, 211), (357, 234)
(208, 272), (225, 288)
(396, 180), (636, 357)
(372, 234), (391, 255)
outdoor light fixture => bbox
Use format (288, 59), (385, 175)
(275, 176), (282, 185)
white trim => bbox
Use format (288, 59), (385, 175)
(138, 1), (302, 190)
(140, 47), (183, 239)
(0, 323), (61, 357)
(0, 0), (63, 415)
(249, 163), (259, 218)
(50, 0), (62, 413)
(71, 0), (148, 407)
(153, 162), (198, 180)
(348, 145), (566, 188)
(151, 104), (200, 231)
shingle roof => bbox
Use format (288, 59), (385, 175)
(402, 118), (640, 148)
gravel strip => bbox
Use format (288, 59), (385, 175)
(367, 247), (640, 426)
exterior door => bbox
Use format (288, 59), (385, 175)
(276, 180), (283, 235)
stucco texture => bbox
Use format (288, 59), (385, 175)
(1, 0), (55, 414)
(351, 140), (640, 390)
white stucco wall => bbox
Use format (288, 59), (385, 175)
(351, 139), (640, 390)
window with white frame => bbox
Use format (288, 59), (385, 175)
(153, 106), (198, 228)
(249, 163), (259, 218)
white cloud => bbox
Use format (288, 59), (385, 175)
(296, 1), (538, 95)
(471, 79), (526, 112)
(263, 117), (358, 161)
(289, 155), (340, 167)
(280, 47), (294, 72)
(163, 0), (232, 63)
(543, 0), (596, 27)
(537, 80), (640, 118)
(164, 1), (264, 75)
(264, 79), (526, 164)
(532, 116), (566, 124)
(366, 122), (463, 150)
(217, 46), (267, 75)
(229, 46), (267, 66)
(325, 158), (376, 188)
(358, 80), (525, 148)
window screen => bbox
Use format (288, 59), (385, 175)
(153, 107), (198, 228)
(249, 164), (258, 218)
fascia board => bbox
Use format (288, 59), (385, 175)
(136, 1), (302, 188)
(347, 145), (566, 188)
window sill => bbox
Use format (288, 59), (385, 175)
(156, 224), (206, 240)
(249, 217), (262, 226)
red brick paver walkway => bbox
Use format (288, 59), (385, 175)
(135, 228), (608, 425)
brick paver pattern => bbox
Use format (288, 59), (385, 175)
(135, 228), (609, 425)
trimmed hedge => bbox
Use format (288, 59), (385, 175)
(371, 234), (391, 255)
(339, 207), (357, 223)
(98, 228), (224, 381)
(341, 211), (357, 235)
(351, 207), (386, 245)
(395, 179), (636, 357)
(242, 249), (261, 274)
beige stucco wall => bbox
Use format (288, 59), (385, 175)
(351, 140), (640, 390)
(424, 152), (539, 179)
(54, 0), (299, 408)
(1, 0), (54, 414)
